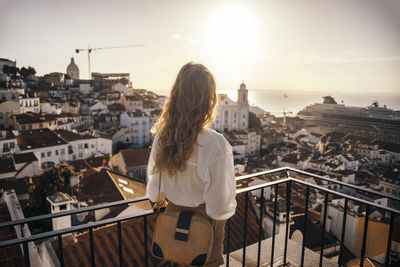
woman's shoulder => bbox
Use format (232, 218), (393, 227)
(198, 128), (231, 154)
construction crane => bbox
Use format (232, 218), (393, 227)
(75, 44), (144, 78)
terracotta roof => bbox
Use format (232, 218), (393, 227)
(124, 95), (142, 101)
(120, 148), (151, 168)
(108, 103), (125, 111)
(54, 129), (96, 142)
(17, 129), (67, 150)
(52, 192), (260, 267)
(86, 155), (109, 168)
(107, 171), (151, 211)
(0, 131), (16, 140)
(0, 178), (29, 195)
(281, 154), (298, 164)
(12, 152), (38, 164)
(14, 112), (57, 124)
(75, 169), (124, 205)
(0, 204), (25, 266)
(0, 159), (16, 174)
(71, 159), (89, 172)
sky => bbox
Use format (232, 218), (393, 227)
(1, 0), (400, 94)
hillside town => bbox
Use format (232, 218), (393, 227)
(0, 57), (399, 266)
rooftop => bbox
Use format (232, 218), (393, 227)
(12, 152), (38, 164)
(17, 128), (67, 150)
(120, 148), (151, 167)
(54, 129), (96, 142)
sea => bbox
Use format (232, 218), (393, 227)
(154, 89), (400, 116)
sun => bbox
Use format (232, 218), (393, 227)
(204, 4), (259, 61)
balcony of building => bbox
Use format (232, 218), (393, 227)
(0, 167), (399, 267)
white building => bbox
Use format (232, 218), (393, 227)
(212, 83), (249, 132)
(79, 82), (93, 95)
(54, 129), (112, 161)
(89, 101), (108, 115)
(0, 130), (17, 156)
(120, 110), (157, 147)
(41, 102), (62, 115)
(0, 89), (19, 101)
(16, 129), (69, 169)
(225, 129), (261, 158)
(19, 96), (40, 113)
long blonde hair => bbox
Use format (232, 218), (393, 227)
(152, 62), (217, 176)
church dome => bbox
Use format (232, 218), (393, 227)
(66, 57), (79, 80)
(240, 82), (246, 90)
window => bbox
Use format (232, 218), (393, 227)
(41, 152), (45, 158)
(28, 124), (32, 130)
(78, 143), (83, 149)
(79, 153), (83, 158)
(386, 188), (390, 193)
(91, 144), (94, 148)
(59, 204), (67, 210)
(10, 142), (14, 149)
(55, 150), (58, 156)
(39, 123), (43, 128)
(3, 143), (9, 152)
(61, 149), (65, 155)
(0, 112), (3, 120)
(47, 151), (51, 157)
(84, 143), (88, 149)
(22, 125), (26, 131)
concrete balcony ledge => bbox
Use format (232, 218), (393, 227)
(224, 234), (337, 267)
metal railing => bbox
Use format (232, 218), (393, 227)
(0, 167), (399, 267)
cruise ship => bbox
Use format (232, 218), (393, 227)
(297, 96), (400, 144)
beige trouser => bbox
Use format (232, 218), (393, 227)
(166, 202), (226, 267)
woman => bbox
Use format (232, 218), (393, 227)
(146, 62), (237, 266)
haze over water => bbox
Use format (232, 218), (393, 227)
(154, 88), (400, 115)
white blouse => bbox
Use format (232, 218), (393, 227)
(146, 128), (237, 220)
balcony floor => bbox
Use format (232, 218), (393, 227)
(225, 234), (337, 267)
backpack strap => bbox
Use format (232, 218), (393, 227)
(174, 210), (194, 241)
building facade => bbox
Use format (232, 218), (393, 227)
(212, 83), (249, 132)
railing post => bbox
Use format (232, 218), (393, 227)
(360, 205), (370, 267)
(257, 186), (265, 267)
(270, 184), (279, 267)
(319, 191), (329, 267)
(226, 219), (231, 267)
(58, 234), (64, 267)
(89, 227), (95, 267)
(385, 212), (394, 266)
(242, 192), (249, 267)
(118, 221), (123, 267)
(23, 241), (30, 267)
(283, 180), (291, 264)
(143, 216), (148, 267)
(338, 198), (348, 267)
(300, 185), (310, 267)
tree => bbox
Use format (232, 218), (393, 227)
(24, 164), (75, 233)
(27, 66), (36, 76)
(4, 66), (19, 78)
(19, 67), (29, 79)
(30, 164), (74, 212)
(19, 66), (37, 81)
(248, 111), (261, 129)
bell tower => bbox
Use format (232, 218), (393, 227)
(238, 82), (248, 105)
